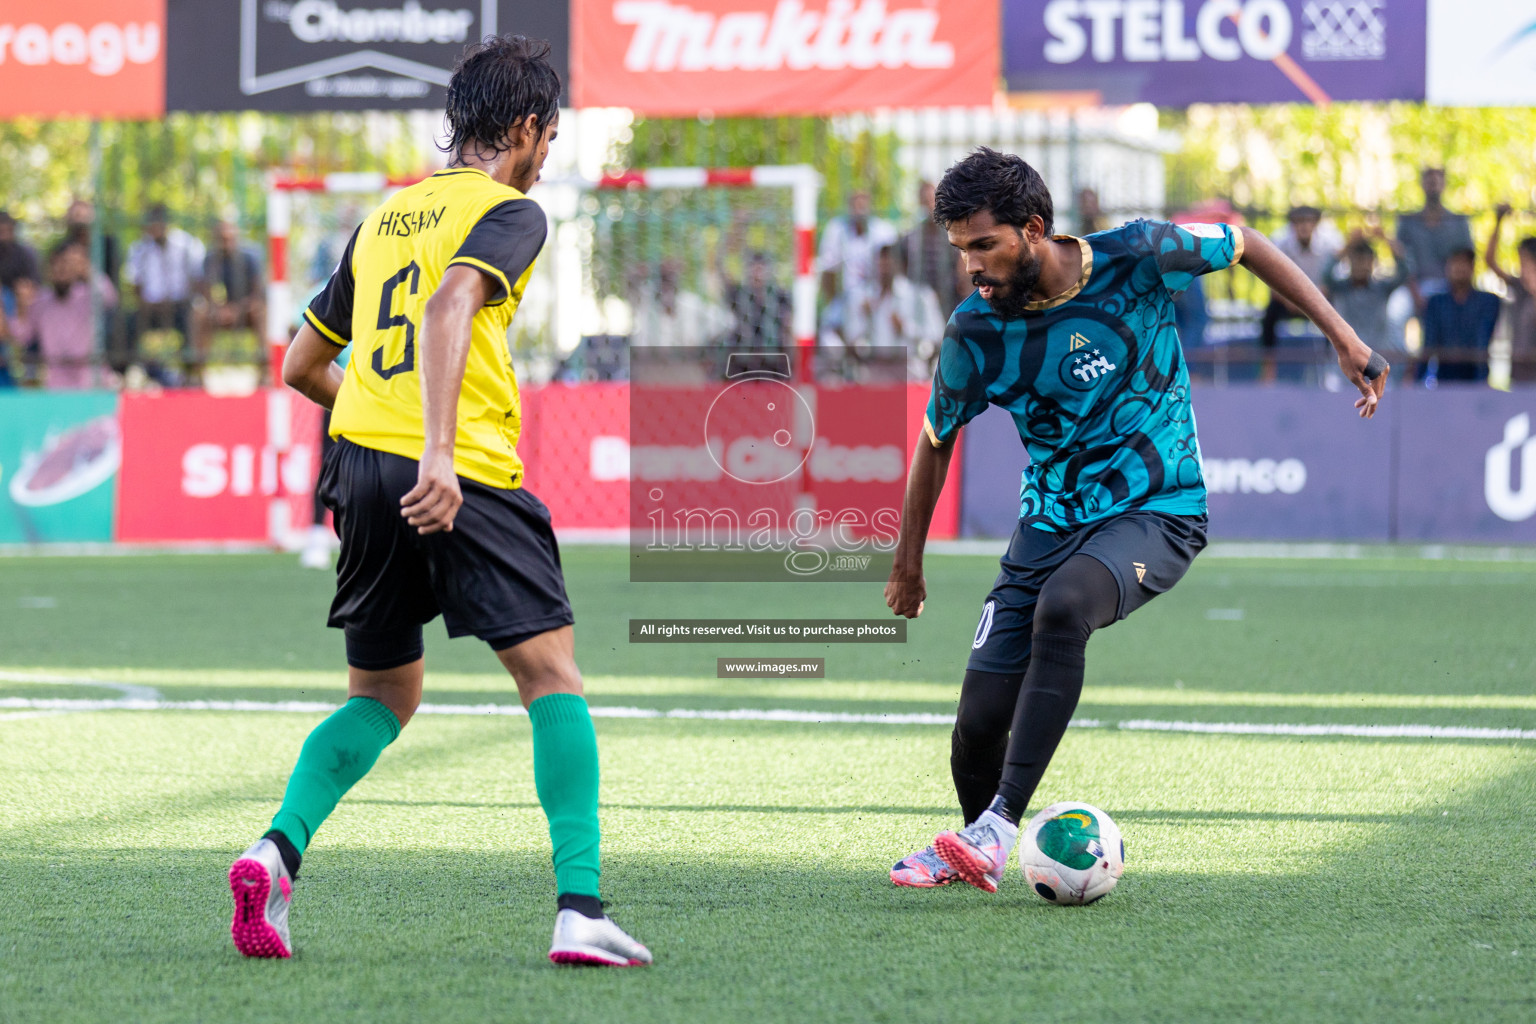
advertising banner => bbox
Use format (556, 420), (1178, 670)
(1427, 0), (1536, 106)
(519, 382), (631, 531)
(0, 1), (165, 119)
(959, 387), (1396, 541)
(117, 390), (322, 542)
(0, 391), (120, 544)
(165, 0), (569, 111)
(1395, 389), (1536, 543)
(1005, 0), (1426, 106)
(572, 0), (998, 116)
(1194, 387), (1392, 540)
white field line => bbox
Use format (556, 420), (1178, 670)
(0, 695), (1533, 741)
(0, 670), (162, 701)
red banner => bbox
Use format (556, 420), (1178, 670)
(0, 1), (165, 119)
(112, 384), (954, 543)
(116, 390), (321, 542)
(572, 0), (998, 115)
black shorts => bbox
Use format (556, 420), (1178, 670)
(319, 438), (574, 659)
(967, 511), (1207, 674)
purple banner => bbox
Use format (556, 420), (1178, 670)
(957, 386), (1536, 544)
(1395, 389), (1536, 543)
(1005, 1), (1427, 106)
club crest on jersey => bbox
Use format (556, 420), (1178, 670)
(1067, 350), (1117, 385)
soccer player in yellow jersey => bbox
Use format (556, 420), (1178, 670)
(226, 35), (651, 967)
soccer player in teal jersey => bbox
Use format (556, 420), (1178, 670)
(887, 149), (1388, 892)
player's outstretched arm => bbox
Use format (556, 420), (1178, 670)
(400, 265), (496, 535)
(885, 434), (954, 618)
(1238, 226), (1388, 419)
(281, 322), (347, 410)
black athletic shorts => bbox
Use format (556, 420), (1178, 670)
(319, 438), (574, 654)
(967, 511), (1207, 675)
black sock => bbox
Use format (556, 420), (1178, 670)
(985, 795), (1020, 827)
(557, 893), (606, 920)
(262, 829), (302, 880)
(993, 633), (1088, 823)
(950, 731), (1008, 825)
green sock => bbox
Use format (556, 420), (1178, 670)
(528, 692), (602, 898)
(269, 696), (400, 853)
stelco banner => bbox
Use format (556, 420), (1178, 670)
(572, 0), (998, 115)
(165, 0), (570, 111)
(1005, 0), (1427, 106)
(1428, 0), (1536, 106)
(0, 0), (165, 119)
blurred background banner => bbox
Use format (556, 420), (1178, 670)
(959, 387), (1536, 544)
(165, 0), (570, 111)
(571, 0), (998, 115)
(0, 391), (120, 543)
(1428, 0), (1536, 106)
(1005, 0), (1427, 106)
(0, 0), (166, 119)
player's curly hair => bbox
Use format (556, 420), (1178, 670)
(441, 34), (561, 160)
(933, 147), (1054, 235)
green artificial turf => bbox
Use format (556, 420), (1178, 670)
(1, 549), (1534, 1023)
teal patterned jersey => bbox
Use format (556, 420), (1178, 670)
(923, 219), (1244, 530)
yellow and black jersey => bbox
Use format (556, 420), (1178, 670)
(304, 166), (547, 489)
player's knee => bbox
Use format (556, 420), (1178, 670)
(1032, 588), (1093, 640)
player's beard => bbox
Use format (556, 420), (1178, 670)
(974, 249), (1043, 319)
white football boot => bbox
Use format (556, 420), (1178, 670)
(229, 838), (294, 958)
(548, 909), (653, 967)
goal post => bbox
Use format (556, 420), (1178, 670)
(265, 172), (424, 385)
(586, 164), (821, 360)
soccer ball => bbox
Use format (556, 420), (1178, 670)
(1019, 801), (1125, 905)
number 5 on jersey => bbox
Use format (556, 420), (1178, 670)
(372, 261), (421, 379)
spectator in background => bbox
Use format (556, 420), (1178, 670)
(125, 204), (205, 382)
(202, 219), (265, 342)
(8, 242), (117, 389)
(1486, 203), (1536, 384)
(0, 211), (40, 313)
(1419, 248), (1498, 384)
(902, 181), (965, 315)
(846, 244), (944, 379)
(63, 199), (120, 285)
(629, 261), (733, 348)
(1324, 230), (1410, 379)
(819, 190), (898, 325)
(1397, 167), (1474, 310)
(1075, 187), (1107, 235)
(723, 251), (792, 352)
(1259, 206), (1342, 375)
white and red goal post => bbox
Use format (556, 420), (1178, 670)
(265, 172), (424, 384)
(590, 164), (821, 361)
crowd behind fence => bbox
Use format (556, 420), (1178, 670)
(2, 167), (1534, 392)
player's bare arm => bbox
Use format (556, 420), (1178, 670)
(281, 322), (347, 410)
(1237, 225), (1388, 419)
(399, 264), (496, 535)
(885, 431), (954, 618)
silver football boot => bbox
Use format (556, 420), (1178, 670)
(548, 909), (653, 966)
(229, 837), (294, 958)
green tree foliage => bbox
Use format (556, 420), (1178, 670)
(0, 113), (432, 248)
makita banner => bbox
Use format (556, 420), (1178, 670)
(0, 0), (165, 119)
(572, 0), (998, 115)
(165, 0), (569, 111)
(1005, 0), (1426, 106)
(959, 386), (1536, 544)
